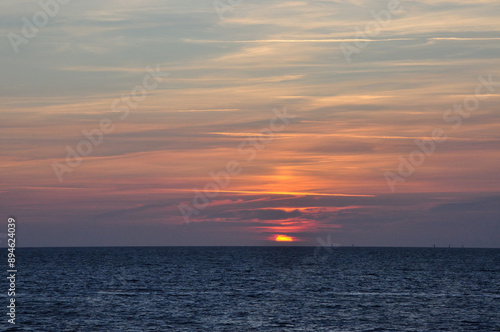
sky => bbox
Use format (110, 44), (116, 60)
(1, 0), (499, 247)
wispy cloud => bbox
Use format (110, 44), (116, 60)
(1, 0), (499, 246)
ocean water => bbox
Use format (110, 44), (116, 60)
(2, 247), (499, 331)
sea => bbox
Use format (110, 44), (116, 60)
(2, 247), (499, 331)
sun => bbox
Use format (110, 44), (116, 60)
(275, 234), (294, 242)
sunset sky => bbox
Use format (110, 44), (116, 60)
(1, 0), (499, 247)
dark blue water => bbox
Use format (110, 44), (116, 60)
(2, 247), (499, 331)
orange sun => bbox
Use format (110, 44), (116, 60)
(275, 234), (294, 242)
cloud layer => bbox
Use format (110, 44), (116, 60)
(1, 0), (499, 247)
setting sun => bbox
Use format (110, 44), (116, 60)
(275, 234), (294, 242)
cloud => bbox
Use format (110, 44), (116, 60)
(1, 0), (499, 247)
